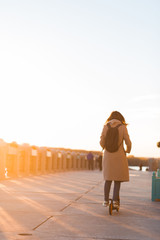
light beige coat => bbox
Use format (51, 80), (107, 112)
(100, 119), (131, 182)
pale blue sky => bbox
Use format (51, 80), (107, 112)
(0, 0), (160, 157)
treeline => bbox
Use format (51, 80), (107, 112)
(127, 155), (150, 166)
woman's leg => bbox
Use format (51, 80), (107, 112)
(113, 181), (121, 201)
(104, 180), (112, 201)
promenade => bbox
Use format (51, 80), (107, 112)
(0, 170), (159, 240)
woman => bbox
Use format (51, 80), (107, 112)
(100, 111), (131, 207)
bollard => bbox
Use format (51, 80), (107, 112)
(93, 155), (96, 170)
(39, 147), (52, 174)
(66, 153), (72, 170)
(53, 151), (58, 171)
(71, 152), (77, 170)
(6, 142), (19, 177)
(56, 152), (62, 171)
(51, 149), (56, 171)
(0, 139), (7, 179)
(79, 154), (83, 170)
(46, 149), (52, 172)
(152, 170), (160, 201)
(70, 152), (74, 170)
(76, 154), (81, 170)
(80, 153), (84, 169)
(80, 153), (85, 170)
(95, 154), (99, 169)
(79, 154), (83, 169)
(19, 146), (25, 176)
(19, 144), (30, 177)
(58, 152), (63, 171)
(61, 151), (66, 171)
(81, 154), (87, 169)
(39, 147), (46, 174)
(75, 153), (79, 170)
(30, 146), (39, 175)
(84, 155), (88, 169)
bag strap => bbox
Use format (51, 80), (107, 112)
(118, 124), (123, 148)
(116, 123), (122, 128)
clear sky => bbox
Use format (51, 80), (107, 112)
(0, 0), (160, 158)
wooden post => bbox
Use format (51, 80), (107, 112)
(6, 142), (19, 177)
(19, 144), (30, 177)
(0, 139), (7, 179)
(51, 149), (56, 171)
(57, 152), (62, 171)
(62, 151), (67, 171)
(30, 146), (39, 175)
(66, 153), (71, 170)
(80, 154), (85, 169)
(46, 149), (52, 172)
(39, 147), (46, 174)
(71, 152), (76, 170)
(53, 151), (58, 171)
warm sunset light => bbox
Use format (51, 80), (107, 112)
(0, 0), (159, 158)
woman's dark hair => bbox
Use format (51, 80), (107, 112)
(106, 111), (127, 125)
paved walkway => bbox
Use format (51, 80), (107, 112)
(0, 170), (159, 240)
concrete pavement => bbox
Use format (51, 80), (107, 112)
(0, 170), (159, 240)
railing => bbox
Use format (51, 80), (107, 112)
(0, 139), (159, 179)
(0, 140), (100, 179)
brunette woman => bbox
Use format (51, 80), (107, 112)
(100, 111), (132, 207)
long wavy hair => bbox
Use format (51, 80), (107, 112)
(105, 111), (127, 125)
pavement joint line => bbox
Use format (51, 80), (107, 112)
(61, 180), (103, 211)
(32, 215), (54, 231)
(84, 180), (103, 195)
(32, 180), (103, 231)
(60, 202), (73, 212)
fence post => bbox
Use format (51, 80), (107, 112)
(19, 144), (30, 177)
(61, 151), (67, 171)
(46, 149), (52, 173)
(0, 139), (7, 179)
(66, 152), (71, 170)
(71, 152), (76, 170)
(6, 142), (19, 177)
(57, 152), (63, 171)
(39, 147), (46, 174)
(81, 154), (86, 169)
(53, 151), (58, 171)
(77, 154), (81, 170)
(51, 149), (56, 171)
(30, 146), (39, 175)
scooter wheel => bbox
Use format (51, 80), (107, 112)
(109, 203), (112, 215)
